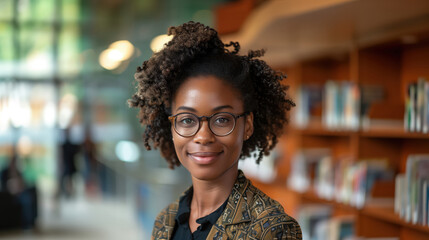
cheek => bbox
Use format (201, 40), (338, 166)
(171, 131), (187, 162)
(224, 130), (245, 154)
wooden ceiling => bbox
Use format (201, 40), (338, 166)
(219, 0), (429, 67)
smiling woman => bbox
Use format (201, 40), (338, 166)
(129, 21), (302, 240)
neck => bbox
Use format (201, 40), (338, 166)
(190, 166), (238, 218)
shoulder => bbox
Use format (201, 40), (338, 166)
(246, 183), (302, 240)
(154, 201), (179, 224)
(151, 201), (178, 239)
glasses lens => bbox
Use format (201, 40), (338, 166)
(175, 113), (198, 136)
(210, 113), (235, 136)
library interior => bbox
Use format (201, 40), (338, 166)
(1, 0), (429, 239)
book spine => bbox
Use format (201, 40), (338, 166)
(422, 179), (428, 226)
(416, 78), (425, 132)
(404, 83), (411, 131)
(395, 174), (405, 215)
(409, 83), (417, 132)
(405, 155), (415, 222)
(423, 80), (429, 133)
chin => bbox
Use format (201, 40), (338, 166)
(189, 167), (222, 181)
(187, 162), (238, 182)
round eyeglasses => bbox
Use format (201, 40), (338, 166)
(168, 112), (249, 137)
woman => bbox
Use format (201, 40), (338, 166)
(129, 21), (302, 240)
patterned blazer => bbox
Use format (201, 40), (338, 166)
(152, 170), (302, 240)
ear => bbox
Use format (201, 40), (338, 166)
(244, 112), (254, 141)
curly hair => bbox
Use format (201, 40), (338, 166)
(128, 21), (295, 169)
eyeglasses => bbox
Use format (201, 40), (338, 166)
(168, 112), (249, 137)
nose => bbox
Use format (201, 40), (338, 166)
(193, 120), (215, 145)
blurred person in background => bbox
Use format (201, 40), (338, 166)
(57, 128), (80, 199)
(129, 22), (302, 240)
(0, 147), (38, 230)
(82, 126), (99, 197)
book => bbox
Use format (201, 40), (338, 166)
(294, 84), (323, 128)
(408, 83), (417, 132)
(424, 179), (429, 226)
(331, 158), (393, 208)
(298, 204), (332, 240)
(288, 148), (331, 193)
(313, 215), (355, 240)
(343, 81), (360, 130)
(323, 80), (360, 130)
(324, 80), (339, 129)
(315, 156), (335, 200)
(394, 174), (405, 217)
(404, 155), (429, 223)
(329, 215), (355, 240)
(424, 80), (429, 133)
(416, 78), (426, 132)
(417, 178), (429, 225)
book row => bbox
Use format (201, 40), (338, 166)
(298, 204), (399, 240)
(294, 80), (360, 130)
(395, 154), (429, 226)
(404, 77), (429, 133)
(288, 149), (394, 209)
(294, 77), (429, 133)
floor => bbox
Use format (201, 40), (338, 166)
(0, 195), (147, 240)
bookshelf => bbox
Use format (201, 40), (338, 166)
(215, 1), (429, 239)
(248, 28), (429, 240)
(276, 37), (429, 240)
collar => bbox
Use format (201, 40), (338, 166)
(175, 187), (192, 225)
(158, 170), (252, 239)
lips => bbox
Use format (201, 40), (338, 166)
(188, 151), (223, 164)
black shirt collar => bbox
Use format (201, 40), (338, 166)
(175, 186), (228, 230)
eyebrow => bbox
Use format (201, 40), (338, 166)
(176, 105), (233, 112)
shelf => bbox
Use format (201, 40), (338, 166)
(297, 127), (357, 137)
(300, 190), (358, 213)
(360, 128), (429, 139)
(295, 188), (429, 234)
(291, 124), (429, 139)
(361, 206), (429, 234)
(291, 121), (358, 137)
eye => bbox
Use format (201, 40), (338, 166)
(213, 114), (233, 127)
(181, 118), (195, 125)
(215, 117), (230, 124)
(177, 114), (197, 127)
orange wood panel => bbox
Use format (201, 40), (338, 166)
(401, 42), (429, 102)
(301, 58), (350, 85)
(301, 135), (353, 160)
(399, 139), (429, 173)
(276, 132), (299, 180)
(214, 0), (254, 34)
(361, 206), (429, 235)
(359, 49), (403, 118)
(330, 57), (350, 80)
(400, 228), (429, 240)
(356, 213), (400, 238)
(358, 138), (402, 171)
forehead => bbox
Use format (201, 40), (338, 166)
(172, 75), (243, 114)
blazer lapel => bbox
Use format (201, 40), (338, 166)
(206, 170), (252, 239)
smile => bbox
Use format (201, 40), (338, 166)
(188, 151), (223, 165)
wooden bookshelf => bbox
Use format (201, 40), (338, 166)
(285, 39), (429, 239)
(215, 1), (429, 239)
(252, 177), (429, 239)
(277, 37), (429, 239)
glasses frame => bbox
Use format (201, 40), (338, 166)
(168, 111), (249, 137)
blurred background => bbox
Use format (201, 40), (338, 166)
(1, 0), (429, 239)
